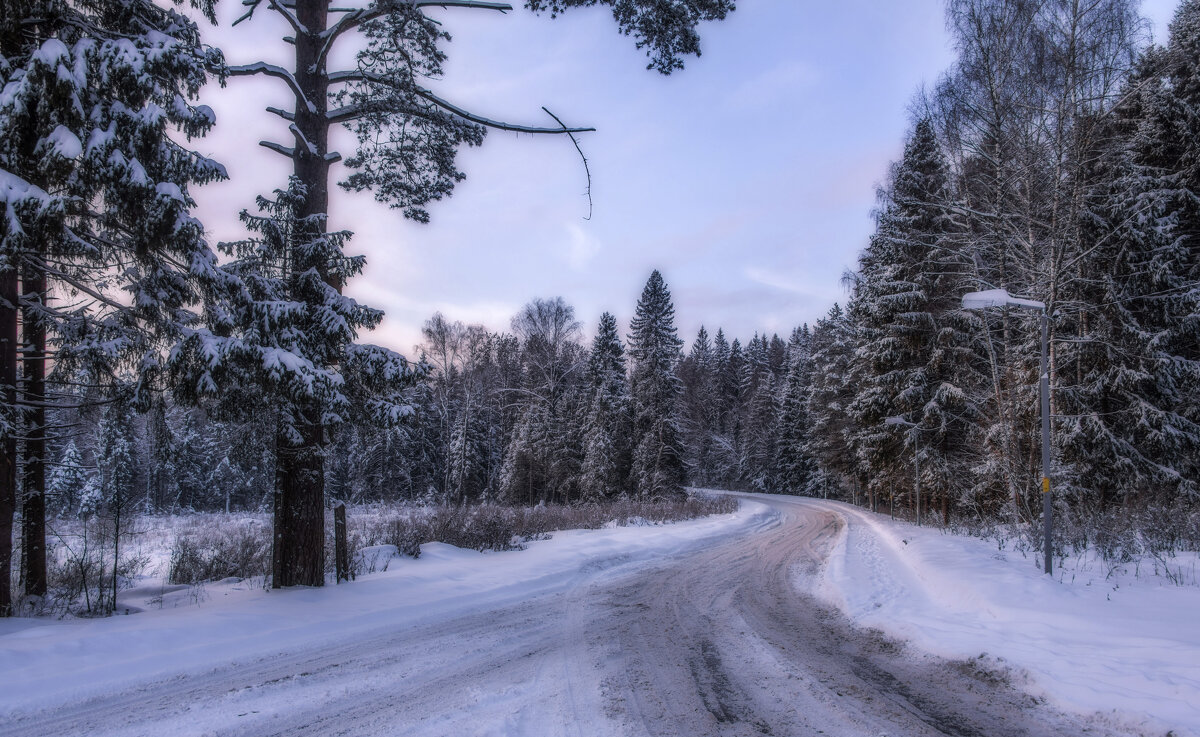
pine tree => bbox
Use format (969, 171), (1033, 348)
(47, 440), (89, 517)
(1, 0), (224, 613)
(847, 118), (979, 518)
(1058, 4), (1200, 508)
(775, 327), (817, 494)
(579, 312), (630, 500)
(628, 271), (686, 497)
(95, 392), (137, 614)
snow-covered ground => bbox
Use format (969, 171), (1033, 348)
(2, 494), (1197, 736)
(798, 497), (1200, 736)
(0, 500), (775, 721)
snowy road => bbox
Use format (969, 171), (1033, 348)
(1, 495), (1143, 737)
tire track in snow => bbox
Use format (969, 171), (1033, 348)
(1, 494), (1145, 737)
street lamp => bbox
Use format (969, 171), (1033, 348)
(961, 289), (1053, 575)
(884, 416), (923, 526)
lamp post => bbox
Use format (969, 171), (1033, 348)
(962, 289), (1052, 575)
(883, 416), (922, 526)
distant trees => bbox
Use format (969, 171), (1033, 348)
(17, 265), (817, 528)
(499, 297), (585, 504)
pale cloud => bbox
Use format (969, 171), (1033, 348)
(564, 222), (602, 271)
(743, 266), (804, 294)
(726, 60), (821, 112)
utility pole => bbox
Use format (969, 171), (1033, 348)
(962, 289), (1053, 575)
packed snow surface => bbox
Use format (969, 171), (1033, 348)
(0, 501), (773, 719)
(1, 495), (1197, 736)
(799, 497), (1200, 736)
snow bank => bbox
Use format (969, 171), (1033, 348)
(0, 500), (773, 717)
(803, 500), (1200, 737)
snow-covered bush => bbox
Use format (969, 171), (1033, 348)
(358, 494), (738, 557)
(167, 523), (270, 585)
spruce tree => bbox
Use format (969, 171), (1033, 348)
(705, 328), (738, 484)
(1, 0), (223, 613)
(144, 402), (179, 513)
(775, 327), (817, 494)
(47, 440), (89, 517)
(95, 391), (136, 614)
(847, 118), (978, 518)
(171, 180), (419, 585)
(628, 271), (685, 497)
(805, 304), (859, 497)
(579, 312), (630, 500)
(447, 397), (486, 504)
(741, 371), (780, 492)
(1058, 4), (1200, 507)
(679, 326), (718, 485)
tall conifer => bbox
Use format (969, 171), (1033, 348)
(628, 271), (685, 497)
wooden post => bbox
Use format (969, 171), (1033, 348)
(334, 502), (349, 583)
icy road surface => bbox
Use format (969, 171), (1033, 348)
(0, 495), (1159, 737)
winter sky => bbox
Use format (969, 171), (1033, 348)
(191, 0), (1181, 356)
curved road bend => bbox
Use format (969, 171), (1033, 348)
(1, 493), (1137, 737)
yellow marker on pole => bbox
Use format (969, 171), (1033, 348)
(1042, 477), (1050, 494)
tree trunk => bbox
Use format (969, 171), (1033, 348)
(0, 267), (17, 616)
(271, 0), (333, 588)
(20, 259), (46, 597)
(110, 499), (120, 614)
(334, 501), (349, 583)
(271, 478), (283, 588)
(274, 418), (326, 587)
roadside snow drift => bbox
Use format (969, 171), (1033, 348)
(800, 498), (1200, 737)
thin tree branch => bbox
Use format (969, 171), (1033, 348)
(542, 106), (592, 220)
(328, 70), (595, 134)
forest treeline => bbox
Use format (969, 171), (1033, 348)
(33, 273), (812, 516)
